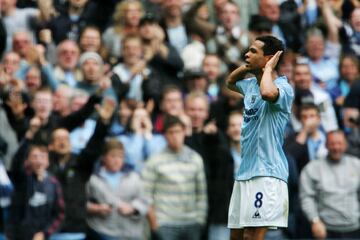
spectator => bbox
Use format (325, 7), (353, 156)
(139, 14), (184, 87)
(23, 66), (45, 98)
(182, 1), (215, 71)
(226, 110), (243, 176)
(258, 0), (302, 51)
(109, 99), (138, 137)
(291, 63), (339, 132)
(11, 31), (33, 60)
(78, 26), (108, 62)
(53, 40), (82, 88)
(46, 0), (102, 44)
(1, 52), (21, 79)
(304, 28), (340, 91)
(207, 1), (250, 69)
(202, 54), (223, 101)
(184, 92), (234, 240)
(160, 0), (189, 54)
(103, 0), (144, 60)
(76, 52), (116, 99)
(285, 103), (328, 172)
(326, 5), (360, 59)
(4, 82), (106, 142)
(330, 54), (360, 127)
(183, 70), (209, 96)
(47, 98), (115, 239)
(117, 107), (166, 172)
(52, 85), (74, 118)
(209, 85), (244, 131)
(86, 140), (149, 240)
(153, 85), (185, 133)
(300, 130), (360, 239)
(1, 0), (42, 52)
(7, 119), (65, 239)
(67, 90), (96, 155)
(15, 44), (58, 93)
(111, 34), (161, 102)
(248, 14), (273, 41)
(0, 106), (18, 169)
(142, 115), (207, 240)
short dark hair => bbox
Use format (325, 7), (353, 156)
(28, 144), (48, 157)
(299, 103), (320, 115)
(161, 84), (182, 101)
(256, 35), (285, 56)
(163, 115), (185, 132)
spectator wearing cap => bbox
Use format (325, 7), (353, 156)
(291, 63), (338, 133)
(76, 52), (116, 100)
(103, 0), (144, 60)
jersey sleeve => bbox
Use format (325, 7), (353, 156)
(235, 78), (254, 96)
(270, 79), (294, 113)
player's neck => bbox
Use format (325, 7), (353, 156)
(256, 69), (278, 84)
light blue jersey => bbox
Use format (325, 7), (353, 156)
(235, 76), (294, 182)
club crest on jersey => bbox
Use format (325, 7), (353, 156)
(251, 95), (256, 103)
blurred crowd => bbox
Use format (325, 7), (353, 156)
(1, 0), (360, 239)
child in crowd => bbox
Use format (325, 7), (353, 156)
(86, 139), (149, 240)
(7, 117), (64, 239)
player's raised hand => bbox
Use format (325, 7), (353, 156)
(264, 51), (283, 71)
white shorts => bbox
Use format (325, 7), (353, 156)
(228, 177), (288, 229)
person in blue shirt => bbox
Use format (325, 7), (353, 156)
(226, 35), (294, 240)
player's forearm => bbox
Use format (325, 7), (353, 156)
(260, 68), (278, 101)
(226, 65), (250, 88)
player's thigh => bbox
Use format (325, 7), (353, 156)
(230, 228), (244, 240)
(243, 227), (268, 240)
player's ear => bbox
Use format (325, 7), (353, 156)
(264, 55), (273, 62)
